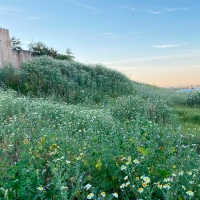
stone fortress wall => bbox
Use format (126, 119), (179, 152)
(0, 28), (33, 68)
(0, 28), (13, 66)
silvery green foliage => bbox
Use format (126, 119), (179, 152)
(186, 92), (200, 107)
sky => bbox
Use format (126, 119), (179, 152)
(1, 0), (200, 87)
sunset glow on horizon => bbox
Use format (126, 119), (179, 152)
(1, 0), (200, 87)
(103, 50), (200, 87)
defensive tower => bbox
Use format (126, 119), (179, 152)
(0, 28), (12, 66)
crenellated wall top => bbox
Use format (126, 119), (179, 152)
(0, 28), (9, 35)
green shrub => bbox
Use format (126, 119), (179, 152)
(111, 95), (174, 124)
(0, 56), (135, 103)
(55, 54), (74, 61)
(146, 99), (174, 124)
(0, 62), (20, 91)
(186, 92), (200, 107)
(111, 95), (146, 122)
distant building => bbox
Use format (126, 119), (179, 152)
(0, 28), (33, 68)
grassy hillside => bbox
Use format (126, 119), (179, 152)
(0, 57), (187, 105)
(0, 57), (135, 104)
(0, 57), (199, 199)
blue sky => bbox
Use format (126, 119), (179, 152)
(1, 0), (200, 86)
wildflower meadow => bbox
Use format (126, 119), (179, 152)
(0, 57), (199, 199)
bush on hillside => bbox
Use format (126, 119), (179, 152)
(0, 63), (20, 91)
(55, 53), (74, 61)
(186, 91), (200, 107)
(0, 56), (134, 103)
(146, 99), (174, 124)
(111, 95), (174, 124)
(111, 95), (146, 122)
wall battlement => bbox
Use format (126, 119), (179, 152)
(0, 28), (9, 35)
(0, 28), (33, 68)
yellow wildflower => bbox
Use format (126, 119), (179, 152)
(163, 184), (171, 189)
(121, 165), (127, 171)
(142, 181), (147, 187)
(101, 192), (106, 197)
(87, 193), (94, 199)
(138, 188), (144, 193)
(179, 171), (184, 176)
(112, 192), (118, 198)
(133, 159), (139, 164)
(186, 190), (194, 197)
(37, 186), (44, 191)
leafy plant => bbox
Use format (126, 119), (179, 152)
(186, 91), (200, 107)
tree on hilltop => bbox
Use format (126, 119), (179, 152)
(28, 42), (58, 58)
(55, 48), (75, 61)
(28, 42), (75, 61)
(66, 48), (75, 59)
(10, 36), (22, 50)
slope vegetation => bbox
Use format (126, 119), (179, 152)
(0, 58), (199, 199)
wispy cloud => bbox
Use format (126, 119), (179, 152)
(153, 43), (187, 49)
(102, 50), (200, 65)
(0, 5), (20, 13)
(67, 0), (100, 12)
(150, 10), (161, 14)
(116, 5), (135, 11)
(100, 32), (124, 38)
(116, 5), (163, 14)
(26, 15), (51, 20)
(166, 7), (191, 12)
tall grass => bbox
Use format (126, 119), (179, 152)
(133, 83), (188, 106)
